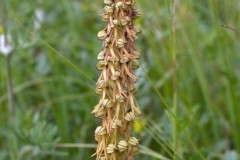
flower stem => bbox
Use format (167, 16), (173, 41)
(171, 0), (178, 160)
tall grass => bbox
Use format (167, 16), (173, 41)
(0, 0), (239, 159)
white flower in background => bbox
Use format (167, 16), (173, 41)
(34, 8), (45, 30)
(0, 34), (13, 56)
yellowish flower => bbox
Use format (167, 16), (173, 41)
(134, 118), (145, 134)
(0, 25), (3, 33)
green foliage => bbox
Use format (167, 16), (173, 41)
(0, 0), (240, 160)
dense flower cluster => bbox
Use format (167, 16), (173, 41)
(92, 0), (142, 159)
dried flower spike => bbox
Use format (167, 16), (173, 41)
(93, 0), (142, 159)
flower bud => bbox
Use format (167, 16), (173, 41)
(132, 50), (141, 59)
(91, 103), (100, 114)
(130, 85), (137, 94)
(102, 99), (114, 108)
(124, 112), (135, 121)
(121, 19), (128, 26)
(97, 30), (107, 40)
(97, 60), (107, 71)
(107, 144), (116, 153)
(132, 147), (139, 155)
(97, 79), (107, 88)
(97, 156), (105, 160)
(95, 107), (105, 118)
(95, 87), (103, 95)
(133, 105), (142, 116)
(112, 119), (122, 129)
(117, 38), (126, 48)
(128, 137), (139, 146)
(113, 19), (119, 26)
(95, 126), (107, 136)
(97, 51), (105, 60)
(95, 135), (100, 141)
(111, 71), (121, 81)
(115, 2), (123, 9)
(112, 60), (120, 67)
(91, 103), (105, 118)
(117, 140), (128, 152)
(116, 93), (125, 103)
(125, 16), (131, 22)
(134, 9), (141, 19)
(104, 0), (112, 5)
(104, 6), (113, 14)
(125, 1), (132, 5)
(132, 59), (139, 69)
(105, 37), (111, 44)
(102, 14), (110, 22)
(120, 55), (129, 63)
(133, 25), (141, 33)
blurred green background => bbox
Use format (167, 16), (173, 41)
(0, 0), (240, 159)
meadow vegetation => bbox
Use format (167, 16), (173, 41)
(0, 0), (240, 159)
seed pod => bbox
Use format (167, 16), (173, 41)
(95, 126), (107, 136)
(125, 112), (135, 121)
(97, 30), (107, 40)
(128, 137), (139, 146)
(107, 144), (116, 153)
(117, 140), (128, 152)
(117, 38), (126, 48)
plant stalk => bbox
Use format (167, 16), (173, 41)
(171, 0), (178, 160)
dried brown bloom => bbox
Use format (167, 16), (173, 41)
(92, 0), (142, 159)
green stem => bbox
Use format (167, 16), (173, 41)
(1, 0), (14, 116)
(171, 0), (178, 159)
(6, 55), (14, 116)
